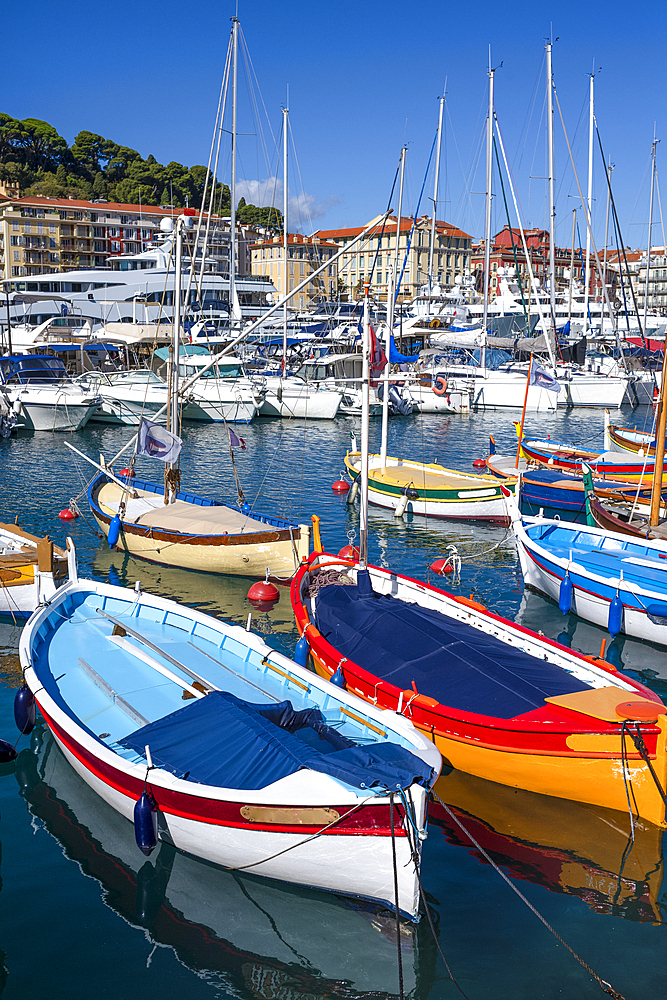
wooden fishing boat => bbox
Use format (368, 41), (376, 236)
(0, 521), (67, 619)
(607, 423), (664, 457)
(18, 572), (440, 919)
(519, 467), (656, 522)
(507, 488), (667, 646)
(344, 451), (511, 522)
(290, 549), (667, 827)
(88, 471), (310, 578)
(18, 728), (429, 995)
(517, 434), (666, 483)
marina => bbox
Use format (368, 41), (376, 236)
(2, 405), (667, 999)
(3, 4), (667, 998)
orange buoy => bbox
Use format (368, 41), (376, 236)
(119, 468), (134, 477)
(472, 458), (487, 468)
(616, 700), (665, 723)
(338, 544), (360, 559)
(59, 509), (77, 521)
(332, 479), (350, 493)
(430, 558), (453, 575)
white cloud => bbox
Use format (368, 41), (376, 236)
(235, 176), (340, 230)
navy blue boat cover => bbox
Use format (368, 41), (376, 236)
(119, 691), (434, 791)
(314, 579), (590, 719)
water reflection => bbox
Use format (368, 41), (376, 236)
(432, 770), (666, 923)
(15, 730), (434, 999)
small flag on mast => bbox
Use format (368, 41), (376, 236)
(136, 418), (182, 463)
(529, 363), (561, 394)
(228, 429), (246, 450)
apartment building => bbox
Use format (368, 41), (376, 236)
(313, 214), (472, 300)
(250, 233), (339, 308)
(0, 195), (263, 281)
(470, 226), (594, 300)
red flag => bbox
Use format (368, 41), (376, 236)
(369, 324), (387, 387)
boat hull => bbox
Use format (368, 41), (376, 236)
(89, 475), (310, 578)
(14, 398), (99, 431)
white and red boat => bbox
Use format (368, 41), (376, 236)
(18, 562), (440, 920)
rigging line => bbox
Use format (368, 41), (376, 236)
(514, 50), (546, 171)
(493, 136), (529, 329)
(396, 135), (437, 294)
(595, 124), (649, 346)
(238, 35), (273, 186)
(526, 88), (547, 223)
(655, 171), (666, 252)
(431, 791), (627, 1000)
(186, 34), (232, 307)
(626, 152), (653, 238)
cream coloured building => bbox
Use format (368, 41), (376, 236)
(250, 233), (339, 309)
(314, 214), (472, 301)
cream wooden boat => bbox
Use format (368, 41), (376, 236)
(88, 473), (310, 578)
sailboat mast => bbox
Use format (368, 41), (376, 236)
(229, 16), (238, 331)
(170, 218), (182, 440)
(546, 42), (556, 335)
(643, 137), (657, 338)
(282, 104), (289, 373)
(428, 95), (445, 313)
(649, 339), (667, 526)
(380, 146), (406, 467)
(583, 70), (594, 335)
(359, 283), (370, 568)
(481, 63), (494, 371)
(568, 208), (576, 324)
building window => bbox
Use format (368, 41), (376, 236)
(50, 222), (56, 234)
(13, 251), (20, 261)
(73, 212), (83, 221)
(110, 241), (121, 252)
(24, 221), (31, 233)
(108, 227), (120, 238)
(12, 221), (19, 231)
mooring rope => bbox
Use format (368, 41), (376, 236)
(431, 790), (626, 999)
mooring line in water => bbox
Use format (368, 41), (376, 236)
(431, 790), (627, 1000)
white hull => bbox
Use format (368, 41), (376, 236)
(57, 738), (422, 917)
(11, 394), (99, 431)
(557, 375), (628, 408)
(259, 378), (342, 419)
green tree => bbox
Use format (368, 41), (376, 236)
(92, 171), (107, 198)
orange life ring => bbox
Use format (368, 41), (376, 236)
(429, 317), (441, 329)
(432, 375), (448, 396)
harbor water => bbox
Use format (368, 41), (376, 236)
(1, 404), (666, 999)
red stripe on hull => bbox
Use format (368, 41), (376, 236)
(39, 704), (404, 838)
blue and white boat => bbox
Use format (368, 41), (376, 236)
(18, 565), (440, 919)
(506, 489), (667, 645)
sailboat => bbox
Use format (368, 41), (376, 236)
(290, 284), (667, 828)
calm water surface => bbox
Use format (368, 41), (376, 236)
(1, 404), (665, 1000)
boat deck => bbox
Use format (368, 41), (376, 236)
(98, 482), (273, 536)
(372, 466), (498, 491)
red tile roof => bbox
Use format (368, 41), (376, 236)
(0, 194), (183, 215)
(314, 215), (471, 241)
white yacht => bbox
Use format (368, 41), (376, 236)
(1, 235), (278, 339)
(0, 355), (101, 431)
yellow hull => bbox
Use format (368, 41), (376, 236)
(310, 653), (667, 828)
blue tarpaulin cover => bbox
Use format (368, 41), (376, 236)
(119, 690), (433, 791)
(389, 334), (420, 363)
(314, 579), (590, 719)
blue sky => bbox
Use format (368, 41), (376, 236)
(2, 0), (666, 250)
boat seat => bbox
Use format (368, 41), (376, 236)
(546, 686), (665, 722)
(98, 483), (271, 536)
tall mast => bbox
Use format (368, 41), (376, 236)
(282, 103), (289, 373)
(229, 16), (239, 329)
(644, 136), (658, 336)
(481, 60), (495, 371)
(546, 41), (556, 335)
(427, 94), (445, 314)
(380, 146), (406, 467)
(602, 161), (614, 304)
(359, 283), (370, 568)
(583, 69), (594, 334)
(170, 219), (182, 441)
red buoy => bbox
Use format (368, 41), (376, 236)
(248, 579), (279, 609)
(119, 468), (135, 478)
(332, 479), (350, 493)
(430, 559), (453, 575)
(472, 458), (487, 469)
(338, 545), (360, 560)
(59, 509), (77, 521)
